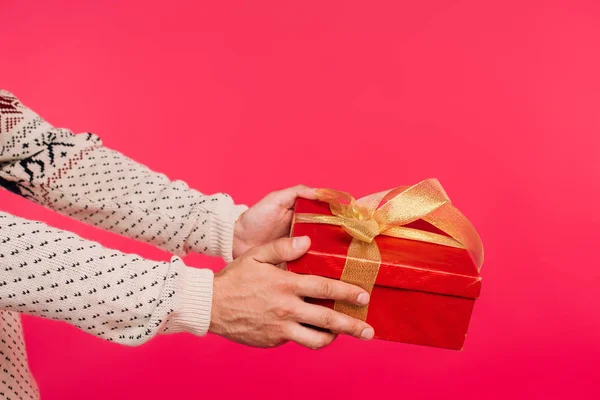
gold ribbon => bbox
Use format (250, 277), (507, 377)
(294, 178), (484, 321)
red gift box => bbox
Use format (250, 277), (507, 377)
(287, 182), (483, 350)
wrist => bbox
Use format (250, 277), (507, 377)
(209, 272), (226, 336)
(232, 213), (247, 260)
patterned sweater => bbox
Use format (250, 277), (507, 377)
(0, 90), (247, 399)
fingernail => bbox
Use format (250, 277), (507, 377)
(293, 236), (309, 249)
(357, 292), (370, 305)
(361, 327), (374, 341)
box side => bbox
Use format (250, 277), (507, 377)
(299, 285), (476, 350)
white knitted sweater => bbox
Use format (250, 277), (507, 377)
(0, 90), (247, 399)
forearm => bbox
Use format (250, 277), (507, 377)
(0, 210), (213, 345)
(0, 90), (247, 261)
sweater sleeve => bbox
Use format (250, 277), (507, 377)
(0, 90), (247, 263)
(0, 210), (213, 344)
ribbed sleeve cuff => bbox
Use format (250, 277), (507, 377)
(186, 194), (248, 262)
(187, 203), (248, 263)
(167, 266), (214, 336)
(207, 203), (247, 263)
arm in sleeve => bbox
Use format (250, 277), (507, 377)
(0, 90), (247, 262)
(0, 210), (212, 345)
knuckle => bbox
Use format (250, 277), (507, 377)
(323, 334), (335, 347)
(270, 190), (286, 201)
(263, 192), (277, 202)
(263, 326), (287, 348)
(246, 246), (262, 260)
(280, 323), (294, 339)
(344, 284), (359, 299)
(319, 280), (334, 298)
(322, 310), (335, 329)
(273, 188), (288, 198)
(276, 277), (294, 292)
(350, 320), (363, 336)
(274, 304), (294, 320)
(312, 336), (331, 350)
(272, 241), (288, 259)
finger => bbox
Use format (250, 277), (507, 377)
(294, 275), (370, 306)
(295, 302), (374, 341)
(275, 185), (317, 208)
(251, 236), (311, 265)
(287, 323), (337, 350)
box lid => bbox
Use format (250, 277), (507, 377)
(290, 198), (482, 299)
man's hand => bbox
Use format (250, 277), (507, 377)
(210, 236), (375, 349)
(232, 185), (316, 259)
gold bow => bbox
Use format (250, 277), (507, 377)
(294, 178), (484, 321)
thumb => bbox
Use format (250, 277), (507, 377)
(252, 236), (311, 265)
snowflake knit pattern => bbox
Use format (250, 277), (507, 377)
(0, 90), (247, 399)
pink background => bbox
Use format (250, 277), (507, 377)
(1, 0), (599, 399)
